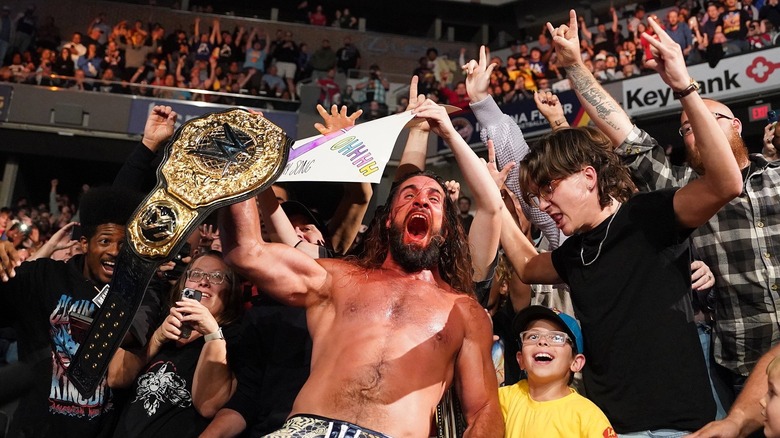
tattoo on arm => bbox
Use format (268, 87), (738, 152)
(565, 64), (622, 132)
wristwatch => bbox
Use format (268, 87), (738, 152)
(673, 78), (700, 99)
(204, 327), (224, 342)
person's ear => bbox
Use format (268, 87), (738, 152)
(570, 353), (586, 373)
(79, 235), (89, 254)
(582, 166), (598, 192)
(516, 351), (525, 370)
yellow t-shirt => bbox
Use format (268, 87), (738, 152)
(499, 380), (616, 438)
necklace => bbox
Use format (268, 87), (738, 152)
(580, 203), (621, 266)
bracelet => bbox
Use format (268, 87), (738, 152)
(673, 78), (700, 100)
(204, 327), (224, 342)
(294, 240), (304, 248)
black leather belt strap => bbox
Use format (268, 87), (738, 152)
(68, 108), (292, 397)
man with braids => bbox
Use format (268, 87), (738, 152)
(0, 186), (144, 438)
(499, 13), (744, 436)
(220, 99), (503, 438)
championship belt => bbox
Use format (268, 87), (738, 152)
(68, 108), (292, 396)
(435, 387), (467, 438)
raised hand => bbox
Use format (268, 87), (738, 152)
(533, 91), (568, 129)
(412, 98), (456, 141)
(314, 104), (363, 135)
(0, 241), (21, 282)
(763, 122), (778, 160)
(464, 45), (496, 104)
(642, 16), (691, 92)
(485, 139), (515, 189)
(444, 180), (460, 204)
(547, 10), (583, 68)
(175, 297), (220, 337)
(405, 75), (430, 132)
(142, 105), (178, 152)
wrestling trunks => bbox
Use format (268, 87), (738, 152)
(263, 414), (391, 438)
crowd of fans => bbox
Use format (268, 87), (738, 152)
(0, 1), (778, 113)
(3, 1), (780, 438)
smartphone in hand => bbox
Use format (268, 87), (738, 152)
(179, 287), (202, 339)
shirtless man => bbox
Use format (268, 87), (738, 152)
(219, 100), (503, 438)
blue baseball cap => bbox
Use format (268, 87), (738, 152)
(512, 305), (584, 354)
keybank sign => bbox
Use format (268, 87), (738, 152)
(621, 46), (780, 117)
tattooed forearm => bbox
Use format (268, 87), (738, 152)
(565, 64), (623, 132)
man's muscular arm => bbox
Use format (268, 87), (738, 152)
(455, 299), (504, 438)
(219, 199), (329, 307)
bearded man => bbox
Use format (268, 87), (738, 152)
(219, 102), (503, 438)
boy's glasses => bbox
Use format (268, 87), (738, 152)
(519, 330), (572, 346)
(185, 269), (227, 285)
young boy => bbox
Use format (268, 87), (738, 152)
(499, 305), (615, 438)
(762, 356), (780, 437)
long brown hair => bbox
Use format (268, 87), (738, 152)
(167, 250), (243, 326)
(520, 127), (635, 208)
(356, 171), (474, 296)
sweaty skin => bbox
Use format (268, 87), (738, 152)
(220, 175), (502, 438)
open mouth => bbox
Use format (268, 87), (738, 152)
(102, 260), (115, 275)
(534, 353), (554, 362)
(406, 213), (429, 239)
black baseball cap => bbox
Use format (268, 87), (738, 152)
(280, 201), (327, 236)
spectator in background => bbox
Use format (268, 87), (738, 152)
(339, 8), (358, 29)
(527, 47), (546, 79)
(271, 30), (299, 99)
(720, 0), (751, 54)
(88, 12), (110, 46)
(310, 38), (336, 76)
(747, 19), (772, 49)
(36, 15), (61, 52)
(335, 36), (360, 76)
(295, 41), (312, 83)
(11, 4), (36, 55)
(261, 64), (286, 97)
(666, 9), (693, 62)
(309, 4), (327, 26)
(628, 4), (646, 33)
(243, 27), (269, 74)
(579, 7), (618, 54)
(0, 5), (12, 65)
(77, 43), (102, 79)
(760, 0), (780, 30)
(316, 67), (340, 107)
(81, 27), (104, 57)
(355, 63), (389, 114)
(457, 196), (473, 234)
(62, 31), (87, 64)
(438, 74), (470, 110)
(743, 0), (760, 21)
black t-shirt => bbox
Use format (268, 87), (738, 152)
(551, 189), (716, 433)
(223, 296), (312, 437)
(112, 323), (240, 438)
(1, 256), (117, 438)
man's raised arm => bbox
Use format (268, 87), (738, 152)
(634, 16), (741, 228)
(412, 99), (503, 282)
(548, 10), (634, 147)
(219, 200), (329, 307)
